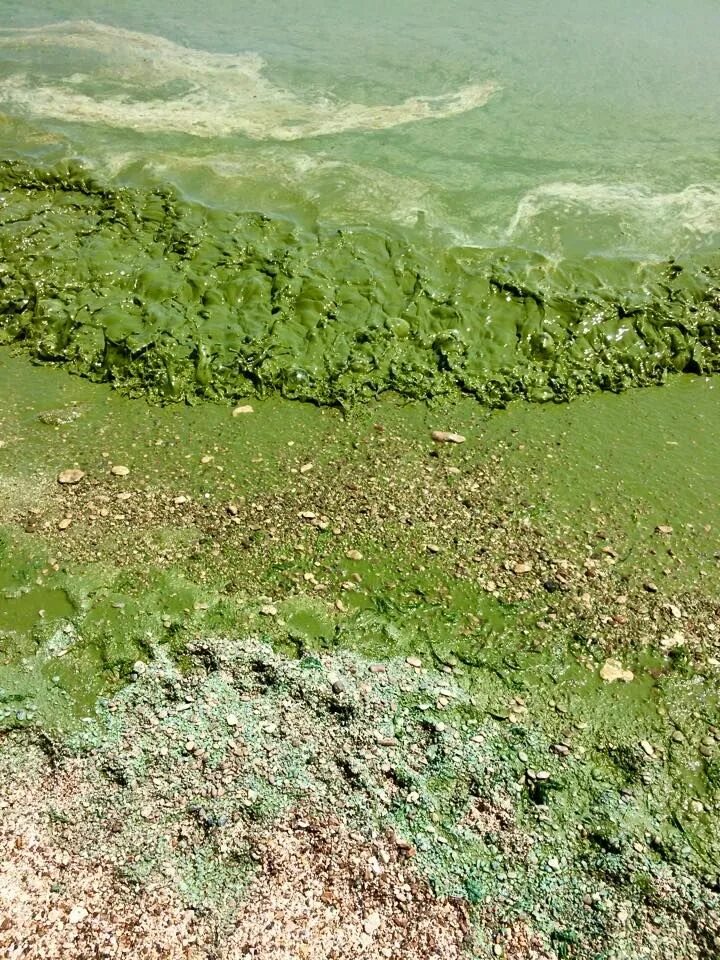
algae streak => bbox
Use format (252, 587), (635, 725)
(1, 160), (719, 406)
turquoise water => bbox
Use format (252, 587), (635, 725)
(0, 2), (718, 258)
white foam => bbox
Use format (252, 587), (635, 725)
(0, 19), (497, 140)
(504, 181), (720, 247)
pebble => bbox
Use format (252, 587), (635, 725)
(58, 469), (85, 485)
(346, 549), (363, 561)
(58, 518), (72, 531)
(406, 656), (422, 668)
(226, 714), (238, 727)
(431, 430), (466, 444)
(655, 525), (674, 535)
(133, 660), (147, 676)
(300, 462), (313, 474)
(640, 740), (655, 758)
(232, 405), (254, 415)
(111, 465), (130, 477)
(513, 561), (533, 575)
(68, 905), (88, 925)
(600, 659), (634, 683)
(260, 604), (278, 616)
(363, 912), (381, 936)
(331, 680), (346, 695)
(644, 582), (659, 593)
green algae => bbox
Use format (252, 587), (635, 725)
(1, 160), (720, 407)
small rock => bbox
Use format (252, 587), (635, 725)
(232, 404), (254, 416)
(600, 659), (634, 683)
(346, 549), (363, 561)
(260, 604), (278, 616)
(644, 582), (658, 593)
(363, 912), (381, 936)
(426, 544), (440, 554)
(656, 525), (674, 535)
(111, 465), (130, 477)
(640, 740), (656, 758)
(58, 469), (85, 485)
(513, 561), (533, 575)
(68, 906), (88, 924)
(58, 518), (73, 531)
(431, 430), (466, 444)
(226, 714), (238, 727)
(133, 660), (147, 676)
(406, 656), (422, 668)
(331, 680), (346, 695)
(200, 455), (213, 464)
(300, 462), (313, 474)
(174, 495), (189, 505)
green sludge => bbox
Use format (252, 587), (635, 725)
(1, 159), (719, 405)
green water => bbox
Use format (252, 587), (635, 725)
(0, 2), (718, 257)
(0, 5), (719, 405)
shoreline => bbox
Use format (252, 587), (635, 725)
(1, 352), (719, 957)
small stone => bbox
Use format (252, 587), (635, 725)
(185, 740), (197, 753)
(406, 656), (422, 668)
(600, 659), (634, 683)
(226, 714), (238, 727)
(68, 906), (88, 924)
(58, 469), (85, 485)
(133, 660), (147, 675)
(426, 544), (440, 554)
(346, 549), (363, 561)
(513, 561), (533, 575)
(232, 405), (254, 415)
(300, 462), (313, 474)
(656, 525), (673, 535)
(671, 730), (685, 743)
(260, 604), (278, 616)
(644, 582), (658, 593)
(331, 680), (346, 695)
(58, 518), (72, 531)
(375, 735), (397, 747)
(111, 465), (130, 477)
(200, 455), (213, 464)
(431, 430), (466, 444)
(363, 912), (381, 936)
(640, 740), (655, 758)
(174, 495), (189, 505)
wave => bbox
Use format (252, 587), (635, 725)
(504, 181), (720, 253)
(0, 19), (497, 140)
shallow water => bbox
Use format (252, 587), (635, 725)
(0, 2), (718, 258)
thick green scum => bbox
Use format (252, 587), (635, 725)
(1, 160), (719, 405)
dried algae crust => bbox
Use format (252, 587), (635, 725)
(1, 161), (719, 407)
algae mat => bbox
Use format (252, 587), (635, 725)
(1, 162), (720, 407)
